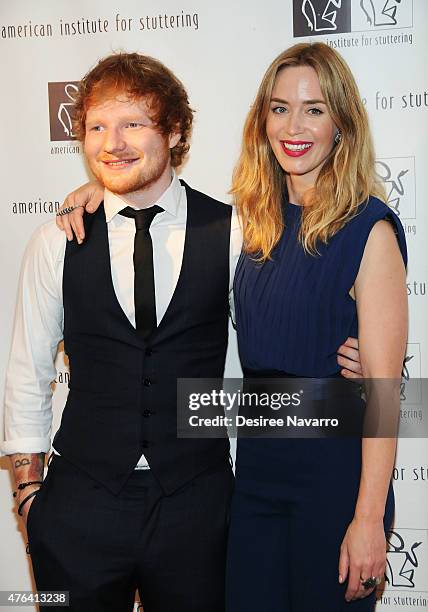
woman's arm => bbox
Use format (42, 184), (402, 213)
(339, 219), (408, 602)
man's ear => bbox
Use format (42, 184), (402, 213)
(168, 131), (181, 149)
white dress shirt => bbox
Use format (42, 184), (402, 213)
(2, 174), (243, 469)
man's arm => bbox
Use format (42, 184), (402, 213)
(9, 453), (45, 525)
(2, 222), (64, 526)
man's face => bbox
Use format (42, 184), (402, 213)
(84, 94), (180, 196)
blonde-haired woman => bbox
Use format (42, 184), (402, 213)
(226, 42), (407, 611)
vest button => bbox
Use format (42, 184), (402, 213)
(145, 348), (153, 356)
(143, 409), (152, 417)
(143, 378), (152, 386)
(142, 440), (149, 448)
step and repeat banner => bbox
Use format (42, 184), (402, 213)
(1, 1), (427, 610)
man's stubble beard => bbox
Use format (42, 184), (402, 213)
(88, 144), (170, 196)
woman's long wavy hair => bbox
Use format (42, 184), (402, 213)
(232, 42), (385, 259)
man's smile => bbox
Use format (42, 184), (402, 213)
(101, 158), (140, 168)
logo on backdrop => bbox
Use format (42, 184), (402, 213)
(400, 343), (422, 407)
(360, 0), (402, 27)
(385, 530), (425, 590)
(48, 81), (80, 141)
(293, 0), (412, 37)
(375, 157), (416, 220)
(293, 0), (350, 35)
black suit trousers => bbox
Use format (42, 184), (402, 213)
(27, 454), (234, 612)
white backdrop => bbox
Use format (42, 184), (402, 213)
(1, 1), (427, 610)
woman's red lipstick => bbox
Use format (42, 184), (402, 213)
(281, 140), (313, 157)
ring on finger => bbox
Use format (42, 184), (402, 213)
(361, 576), (382, 590)
(56, 204), (85, 217)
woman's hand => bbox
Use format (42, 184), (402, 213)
(337, 336), (362, 378)
(56, 181), (104, 243)
(339, 516), (386, 602)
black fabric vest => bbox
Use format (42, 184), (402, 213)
(54, 181), (231, 494)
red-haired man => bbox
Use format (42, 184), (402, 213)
(3, 53), (239, 612)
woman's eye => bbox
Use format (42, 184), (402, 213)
(272, 106), (287, 114)
(308, 108), (323, 115)
(127, 122), (141, 128)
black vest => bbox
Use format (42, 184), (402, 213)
(54, 181), (231, 494)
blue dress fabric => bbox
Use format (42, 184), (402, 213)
(226, 196), (407, 612)
(234, 196), (407, 377)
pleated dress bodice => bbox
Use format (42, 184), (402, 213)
(234, 196), (407, 378)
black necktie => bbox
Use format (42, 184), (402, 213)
(119, 205), (163, 339)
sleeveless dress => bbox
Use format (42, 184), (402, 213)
(226, 196), (407, 612)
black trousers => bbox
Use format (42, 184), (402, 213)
(226, 438), (394, 612)
(27, 454), (234, 612)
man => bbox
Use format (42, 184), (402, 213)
(2, 52), (361, 612)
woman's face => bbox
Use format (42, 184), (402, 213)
(266, 65), (337, 190)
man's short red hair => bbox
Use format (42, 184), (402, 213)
(73, 52), (194, 167)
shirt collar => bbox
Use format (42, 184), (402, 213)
(103, 172), (182, 223)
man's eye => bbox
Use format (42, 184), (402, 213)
(90, 125), (103, 132)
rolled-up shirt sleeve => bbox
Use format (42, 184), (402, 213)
(2, 221), (65, 455)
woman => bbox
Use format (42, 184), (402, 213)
(226, 42), (407, 611)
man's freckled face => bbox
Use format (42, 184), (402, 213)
(84, 95), (175, 195)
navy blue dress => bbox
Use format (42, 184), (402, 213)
(226, 197), (407, 612)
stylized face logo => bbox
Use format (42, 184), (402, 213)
(360, 0), (402, 27)
(386, 530), (423, 588)
(375, 160), (409, 216)
(293, 0), (352, 37)
(58, 83), (79, 138)
(301, 0), (342, 32)
(400, 344), (422, 405)
(48, 81), (80, 141)
(294, 0), (409, 37)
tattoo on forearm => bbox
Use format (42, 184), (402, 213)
(12, 453), (45, 482)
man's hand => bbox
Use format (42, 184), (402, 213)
(56, 181), (104, 244)
(338, 337), (362, 378)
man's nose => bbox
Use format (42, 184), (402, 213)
(103, 128), (127, 153)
